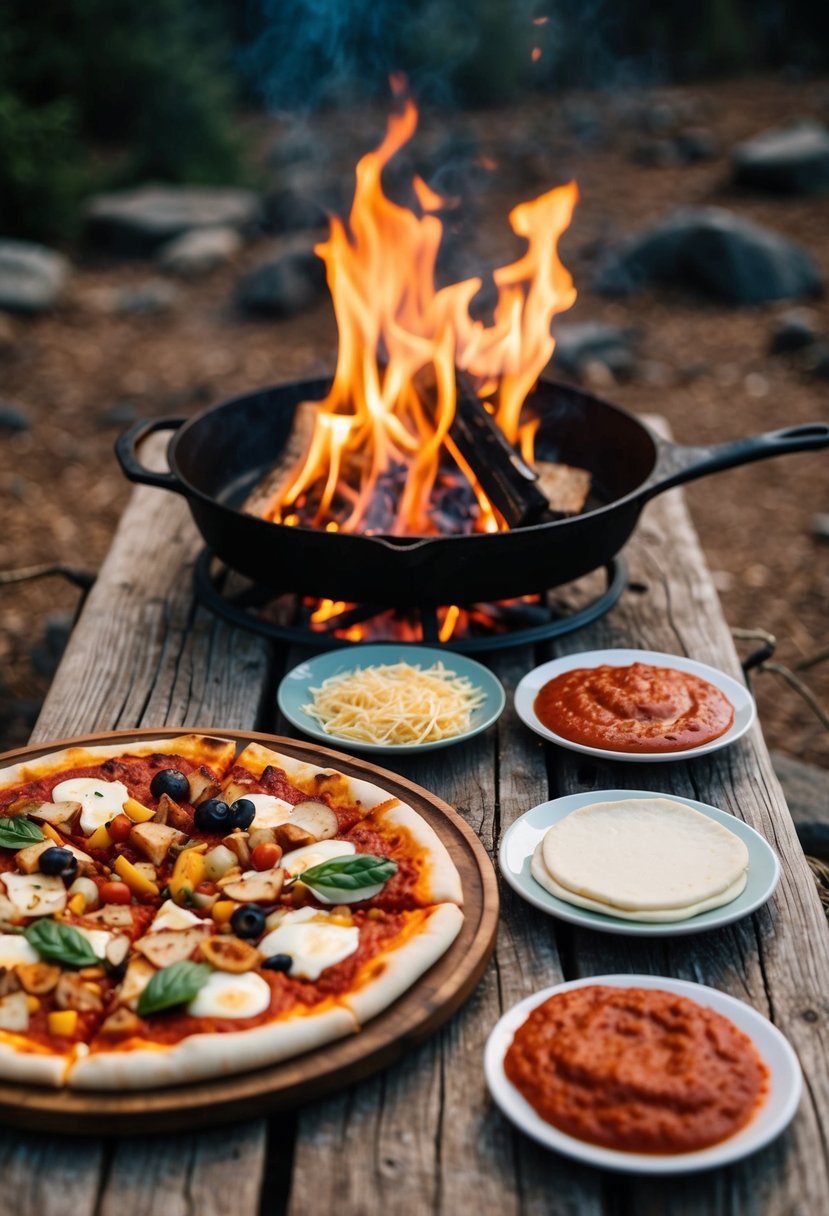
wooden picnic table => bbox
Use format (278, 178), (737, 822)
(3, 420), (828, 1216)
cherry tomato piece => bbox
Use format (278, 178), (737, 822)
(251, 842), (280, 871)
(100, 881), (132, 905)
(107, 814), (133, 843)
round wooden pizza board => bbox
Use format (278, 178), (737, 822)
(0, 728), (499, 1135)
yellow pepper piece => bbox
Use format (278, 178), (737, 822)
(25, 995), (40, 1014)
(48, 1010), (78, 1037)
(169, 848), (206, 906)
(87, 824), (113, 850)
(211, 899), (236, 924)
(123, 798), (156, 824)
(41, 822), (64, 845)
(67, 893), (86, 916)
(114, 854), (159, 897)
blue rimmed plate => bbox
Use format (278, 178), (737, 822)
(277, 644), (505, 756)
(499, 788), (779, 937)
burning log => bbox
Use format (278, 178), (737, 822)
(449, 379), (551, 528)
(242, 401), (316, 519)
(449, 376), (590, 525)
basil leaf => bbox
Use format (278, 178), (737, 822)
(298, 854), (397, 892)
(24, 920), (98, 968)
(0, 816), (45, 850)
(138, 961), (211, 1017)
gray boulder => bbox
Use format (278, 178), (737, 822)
(551, 321), (638, 378)
(116, 279), (179, 315)
(157, 226), (242, 276)
(84, 185), (262, 253)
(0, 240), (69, 313)
(0, 401), (31, 432)
(595, 206), (823, 305)
(237, 249), (327, 317)
(769, 308), (819, 354)
(733, 120), (829, 194)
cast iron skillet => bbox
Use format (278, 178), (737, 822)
(116, 378), (829, 608)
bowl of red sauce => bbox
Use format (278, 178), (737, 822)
(485, 975), (801, 1174)
(514, 648), (756, 762)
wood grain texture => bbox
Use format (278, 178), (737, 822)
(3, 419), (827, 1216)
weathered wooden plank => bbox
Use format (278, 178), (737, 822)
(0, 1132), (105, 1216)
(16, 439), (272, 1216)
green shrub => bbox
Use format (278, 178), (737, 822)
(0, 0), (245, 241)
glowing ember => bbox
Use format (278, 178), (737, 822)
(264, 91), (578, 538)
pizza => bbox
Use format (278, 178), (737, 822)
(0, 734), (464, 1089)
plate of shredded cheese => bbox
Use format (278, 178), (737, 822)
(277, 645), (506, 754)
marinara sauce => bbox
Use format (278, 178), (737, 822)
(533, 661), (734, 753)
(504, 985), (768, 1154)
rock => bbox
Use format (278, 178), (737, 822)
(0, 240), (69, 314)
(116, 279), (179, 316)
(733, 120), (829, 194)
(236, 249), (327, 317)
(803, 341), (829, 380)
(772, 752), (829, 860)
(551, 321), (638, 379)
(263, 173), (341, 234)
(157, 226), (242, 277)
(0, 402), (31, 433)
(84, 185), (262, 254)
(769, 308), (819, 354)
(98, 400), (139, 428)
(595, 206), (823, 305)
(812, 513), (829, 541)
(675, 128), (718, 163)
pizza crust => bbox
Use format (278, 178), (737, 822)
(531, 843), (748, 922)
(0, 1037), (71, 1087)
(232, 742), (403, 815)
(362, 803), (464, 907)
(68, 1005), (358, 1090)
(341, 904), (464, 1025)
(0, 734), (238, 792)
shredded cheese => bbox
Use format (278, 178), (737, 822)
(301, 661), (487, 745)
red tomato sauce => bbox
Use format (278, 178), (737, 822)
(504, 985), (768, 1154)
(533, 662), (734, 753)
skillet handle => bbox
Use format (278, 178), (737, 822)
(115, 417), (187, 493)
(643, 422), (829, 500)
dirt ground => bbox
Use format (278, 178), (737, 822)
(1, 76), (827, 764)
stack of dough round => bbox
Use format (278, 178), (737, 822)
(531, 797), (749, 922)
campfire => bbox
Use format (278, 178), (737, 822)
(251, 92), (582, 541)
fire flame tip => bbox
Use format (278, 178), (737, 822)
(267, 99), (579, 539)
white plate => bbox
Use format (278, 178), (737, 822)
(499, 789), (780, 936)
(485, 975), (801, 1174)
(277, 644), (505, 756)
(514, 648), (756, 762)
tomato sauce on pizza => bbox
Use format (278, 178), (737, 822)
(0, 735), (463, 1089)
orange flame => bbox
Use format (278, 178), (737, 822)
(266, 98), (577, 537)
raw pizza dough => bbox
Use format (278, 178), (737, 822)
(533, 797), (749, 919)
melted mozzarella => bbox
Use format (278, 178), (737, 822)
(1, 873), (67, 917)
(281, 840), (384, 905)
(187, 971), (271, 1020)
(73, 926), (113, 959)
(52, 778), (130, 836)
(281, 839), (355, 878)
(0, 934), (40, 967)
(150, 900), (202, 932)
(245, 794), (294, 829)
(258, 907), (360, 981)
